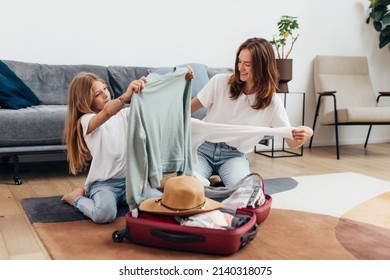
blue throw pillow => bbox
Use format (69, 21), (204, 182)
(0, 60), (40, 109)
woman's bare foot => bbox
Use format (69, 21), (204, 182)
(61, 187), (85, 206)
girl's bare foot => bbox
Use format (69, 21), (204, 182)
(61, 187), (85, 206)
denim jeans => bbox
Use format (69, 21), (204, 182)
(193, 141), (250, 189)
(74, 178), (162, 223)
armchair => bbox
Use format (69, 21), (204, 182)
(309, 55), (390, 159)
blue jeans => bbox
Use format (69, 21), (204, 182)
(74, 178), (162, 224)
(193, 141), (250, 189)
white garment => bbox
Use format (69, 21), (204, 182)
(180, 210), (234, 229)
(197, 73), (291, 128)
(191, 118), (294, 157)
(81, 107), (130, 189)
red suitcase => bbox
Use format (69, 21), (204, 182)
(112, 209), (257, 255)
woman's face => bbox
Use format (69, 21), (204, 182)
(90, 80), (111, 112)
(237, 49), (253, 84)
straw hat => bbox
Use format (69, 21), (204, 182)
(139, 176), (223, 216)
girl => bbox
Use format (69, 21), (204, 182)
(61, 72), (162, 223)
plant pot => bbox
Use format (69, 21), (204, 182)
(276, 59), (293, 93)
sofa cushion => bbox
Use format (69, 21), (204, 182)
(207, 67), (233, 79)
(0, 60), (40, 109)
(0, 105), (66, 146)
(107, 66), (150, 98)
(2, 60), (111, 105)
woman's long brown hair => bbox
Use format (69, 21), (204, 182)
(228, 37), (279, 109)
(63, 72), (105, 175)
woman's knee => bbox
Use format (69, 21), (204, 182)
(91, 207), (117, 224)
(219, 157), (250, 187)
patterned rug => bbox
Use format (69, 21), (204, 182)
(20, 172), (390, 260)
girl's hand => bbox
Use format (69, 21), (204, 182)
(185, 66), (195, 80)
(123, 76), (148, 101)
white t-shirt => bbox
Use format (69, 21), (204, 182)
(197, 73), (291, 128)
(80, 107), (130, 189)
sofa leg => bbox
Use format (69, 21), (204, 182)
(13, 155), (23, 185)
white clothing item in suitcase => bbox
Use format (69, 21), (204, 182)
(126, 67), (193, 210)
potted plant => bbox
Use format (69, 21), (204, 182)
(269, 15), (300, 92)
(366, 0), (390, 49)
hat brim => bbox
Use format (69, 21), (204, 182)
(139, 196), (223, 216)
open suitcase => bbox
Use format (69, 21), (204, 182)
(112, 209), (257, 255)
(112, 173), (271, 255)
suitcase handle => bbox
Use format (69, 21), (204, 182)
(151, 229), (205, 243)
(240, 224), (258, 249)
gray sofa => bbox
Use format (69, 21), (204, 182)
(0, 59), (231, 184)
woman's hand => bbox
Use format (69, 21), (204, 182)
(285, 126), (314, 149)
(292, 126), (313, 142)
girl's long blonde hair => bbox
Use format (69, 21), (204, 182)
(228, 37), (279, 109)
(63, 72), (105, 175)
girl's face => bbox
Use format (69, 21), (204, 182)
(237, 49), (253, 84)
(90, 80), (111, 112)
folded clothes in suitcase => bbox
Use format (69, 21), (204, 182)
(205, 173), (272, 224)
(112, 176), (258, 255)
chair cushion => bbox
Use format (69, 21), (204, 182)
(321, 107), (390, 124)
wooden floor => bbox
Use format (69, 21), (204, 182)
(1, 143), (390, 260)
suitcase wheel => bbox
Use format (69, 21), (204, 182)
(112, 229), (126, 242)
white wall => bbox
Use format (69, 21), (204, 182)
(2, 0), (390, 146)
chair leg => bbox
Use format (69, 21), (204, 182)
(13, 155), (23, 185)
(334, 123), (340, 160)
(331, 95), (340, 160)
(364, 125), (372, 148)
(309, 97), (321, 149)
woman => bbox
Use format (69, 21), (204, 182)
(191, 37), (313, 188)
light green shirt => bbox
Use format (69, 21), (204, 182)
(126, 67), (192, 209)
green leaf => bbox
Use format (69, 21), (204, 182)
(376, 0), (390, 7)
(382, 13), (390, 24)
(370, 10), (384, 21)
(381, 24), (390, 35)
(379, 35), (390, 48)
(374, 21), (383, 31)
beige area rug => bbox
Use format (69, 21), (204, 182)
(22, 172), (390, 260)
